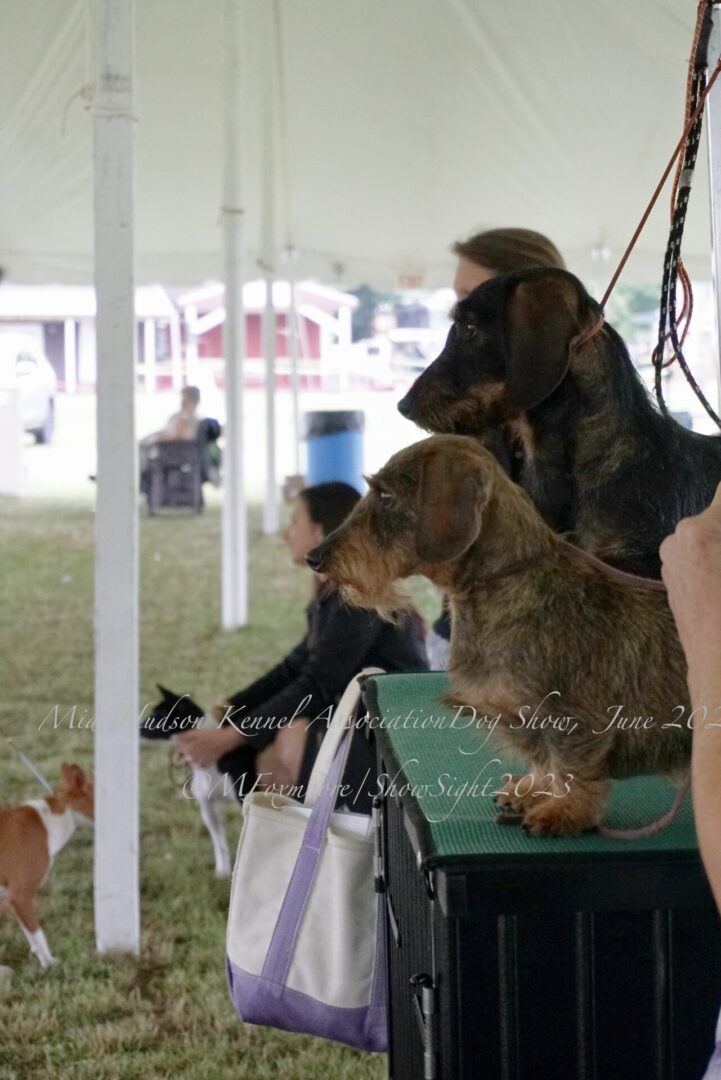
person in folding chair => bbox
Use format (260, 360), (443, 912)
(140, 385), (221, 507)
(176, 481), (429, 812)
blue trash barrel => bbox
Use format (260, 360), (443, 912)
(305, 410), (365, 494)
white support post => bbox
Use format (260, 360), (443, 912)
(262, 277), (279, 533)
(260, 1), (279, 535)
(185, 304), (198, 380)
(143, 317), (156, 392)
(221, 0), (248, 630)
(288, 275), (302, 476)
(707, 7), (721, 406)
(92, 0), (139, 955)
(337, 305), (352, 350)
(169, 316), (182, 390)
(64, 319), (77, 394)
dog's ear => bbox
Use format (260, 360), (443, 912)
(60, 763), (84, 791)
(415, 449), (488, 562)
(504, 274), (589, 411)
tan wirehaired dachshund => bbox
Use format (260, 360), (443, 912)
(306, 435), (691, 837)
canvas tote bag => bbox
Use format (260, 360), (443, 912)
(225, 669), (387, 1052)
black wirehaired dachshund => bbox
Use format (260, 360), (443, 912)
(398, 267), (721, 576)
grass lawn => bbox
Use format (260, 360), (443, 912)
(0, 494), (437, 1080)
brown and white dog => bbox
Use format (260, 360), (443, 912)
(0, 763), (94, 968)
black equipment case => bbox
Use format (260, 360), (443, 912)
(362, 673), (721, 1080)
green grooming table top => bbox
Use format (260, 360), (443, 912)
(364, 673), (698, 863)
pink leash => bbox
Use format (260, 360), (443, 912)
(596, 775), (691, 841)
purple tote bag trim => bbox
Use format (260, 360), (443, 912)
(227, 710), (388, 1051)
(226, 957), (387, 1053)
(261, 727), (354, 986)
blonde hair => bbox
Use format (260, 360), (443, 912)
(452, 227), (565, 274)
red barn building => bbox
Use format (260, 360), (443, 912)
(176, 280), (357, 389)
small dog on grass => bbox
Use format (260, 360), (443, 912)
(0, 763), (93, 968)
(140, 685), (256, 878)
(398, 268), (721, 577)
(306, 436), (691, 837)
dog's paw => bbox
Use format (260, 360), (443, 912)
(493, 775), (537, 816)
(521, 800), (598, 838)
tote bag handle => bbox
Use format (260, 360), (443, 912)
(303, 667), (384, 808)
(260, 669), (382, 987)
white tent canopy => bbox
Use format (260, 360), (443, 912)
(2, 0), (716, 293)
(6, 0), (721, 957)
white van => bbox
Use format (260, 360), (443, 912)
(0, 333), (57, 443)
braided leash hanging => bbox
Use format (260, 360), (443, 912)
(652, 1), (721, 426)
(601, 0), (721, 432)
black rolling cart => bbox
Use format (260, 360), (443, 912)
(362, 673), (721, 1080)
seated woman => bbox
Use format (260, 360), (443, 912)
(176, 481), (429, 810)
(427, 226), (566, 670)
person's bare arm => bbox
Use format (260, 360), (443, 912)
(660, 482), (721, 911)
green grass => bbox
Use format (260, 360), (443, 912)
(0, 495), (437, 1079)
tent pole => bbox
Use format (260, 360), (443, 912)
(707, 7), (721, 406)
(143, 318), (156, 392)
(92, 0), (140, 955)
(272, 1), (301, 479)
(64, 319), (77, 394)
(169, 317), (182, 389)
(262, 273), (279, 534)
(221, 0), (248, 629)
(261, 0), (279, 535)
(289, 272), (302, 476)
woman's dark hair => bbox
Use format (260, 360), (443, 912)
(451, 227), (565, 274)
(299, 481), (361, 537)
(300, 480), (426, 634)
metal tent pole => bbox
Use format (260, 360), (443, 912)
(221, 0), (248, 629)
(288, 272), (302, 477)
(260, 0), (279, 535)
(92, 0), (140, 955)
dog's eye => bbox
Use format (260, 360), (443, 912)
(378, 490), (395, 508)
(462, 322), (477, 341)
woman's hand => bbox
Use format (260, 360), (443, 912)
(660, 481), (721, 696)
(211, 699), (233, 723)
(661, 482), (721, 919)
(175, 726), (245, 768)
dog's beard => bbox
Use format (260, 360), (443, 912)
(413, 404), (456, 435)
(339, 579), (413, 623)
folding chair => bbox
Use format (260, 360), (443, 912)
(146, 439), (204, 515)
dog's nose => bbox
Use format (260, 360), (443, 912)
(306, 545), (326, 572)
(397, 395), (413, 418)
